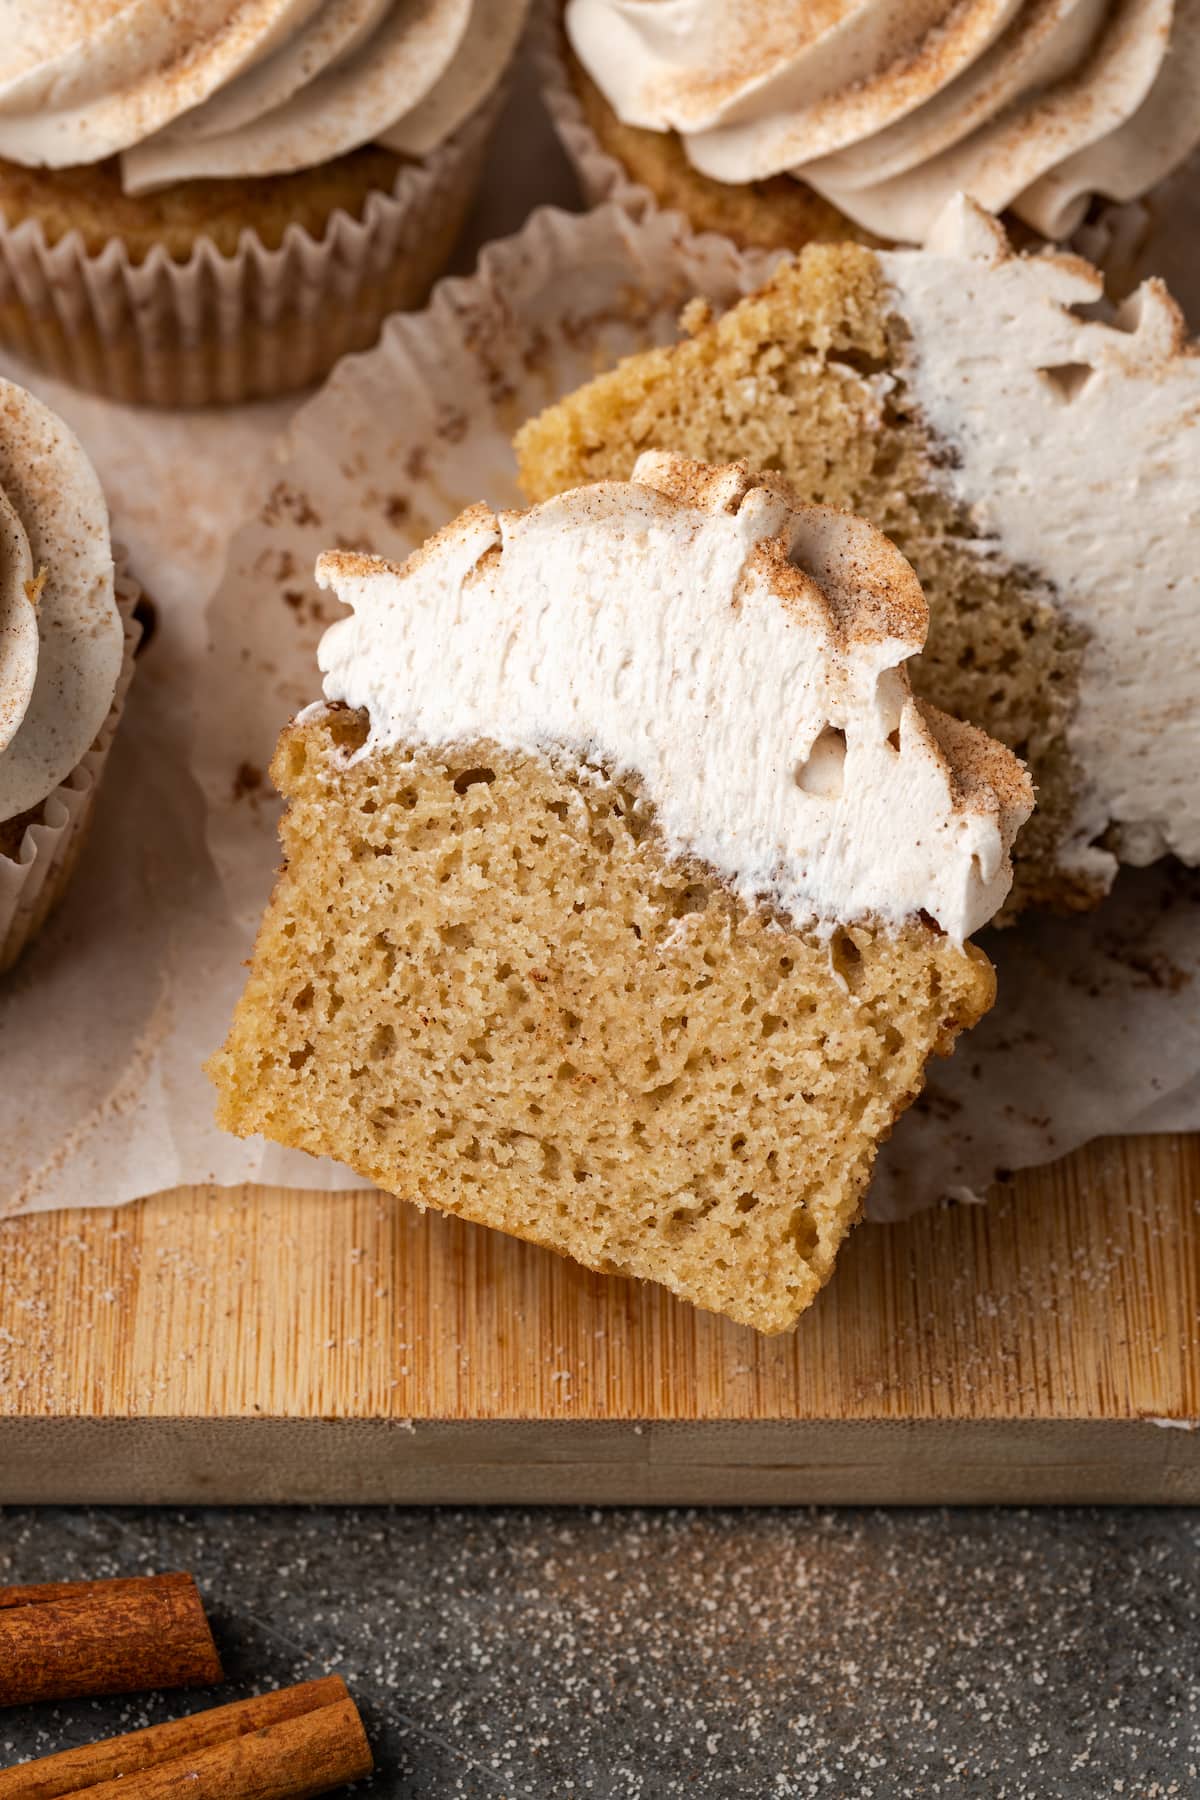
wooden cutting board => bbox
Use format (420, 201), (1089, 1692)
(0, 1133), (1196, 1505)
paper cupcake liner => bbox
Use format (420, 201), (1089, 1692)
(197, 200), (1200, 1221)
(0, 75), (509, 409)
(534, 2), (651, 219)
(0, 560), (141, 974)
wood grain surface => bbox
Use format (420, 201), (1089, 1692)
(0, 1134), (1196, 1503)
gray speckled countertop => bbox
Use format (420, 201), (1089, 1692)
(1, 1505), (1197, 1796)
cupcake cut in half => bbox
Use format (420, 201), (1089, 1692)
(209, 453), (1031, 1333)
(517, 198), (1200, 916)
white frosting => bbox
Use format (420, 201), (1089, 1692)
(315, 453), (1031, 941)
(882, 197), (1200, 880)
(0, 0), (528, 191)
(0, 378), (122, 824)
(566, 0), (1200, 242)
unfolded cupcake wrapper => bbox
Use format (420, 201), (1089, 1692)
(0, 560), (141, 974)
(536, 0), (1200, 311)
(0, 74), (508, 408)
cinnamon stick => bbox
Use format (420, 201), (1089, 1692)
(0, 1676), (372, 1800)
(0, 1574), (222, 1706)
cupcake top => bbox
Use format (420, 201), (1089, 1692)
(566, 0), (1200, 241)
(0, 0), (528, 191)
(0, 378), (122, 826)
(314, 452), (1032, 941)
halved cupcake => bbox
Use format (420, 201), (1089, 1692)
(0, 1), (529, 404)
(516, 199), (1200, 915)
(209, 453), (1030, 1331)
(544, 0), (1200, 258)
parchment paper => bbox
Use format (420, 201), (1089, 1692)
(1, 70), (1196, 1222)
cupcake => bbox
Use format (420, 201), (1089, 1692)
(0, 1), (530, 406)
(0, 376), (138, 971)
(516, 198), (1200, 918)
(209, 453), (1030, 1331)
(544, 0), (1200, 258)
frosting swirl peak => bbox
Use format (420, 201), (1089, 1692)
(315, 453), (1032, 940)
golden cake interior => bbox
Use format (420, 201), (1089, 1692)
(210, 708), (995, 1334)
(515, 243), (1088, 913)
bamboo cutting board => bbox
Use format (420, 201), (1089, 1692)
(0, 1133), (1195, 1504)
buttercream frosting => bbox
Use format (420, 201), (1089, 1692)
(0, 377), (122, 825)
(314, 452), (1032, 942)
(880, 196), (1200, 880)
(0, 0), (528, 192)
(566, 0), (1200, 241)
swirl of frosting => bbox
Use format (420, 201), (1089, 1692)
(0, 379), (122, 826)
(0, 0), (528, 194)
(566, 0), (1200, 240)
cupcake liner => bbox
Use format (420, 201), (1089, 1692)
(0, 559), (140, 973)
(1078, 146), (1200, 329)
(0, 73), (510, 409)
